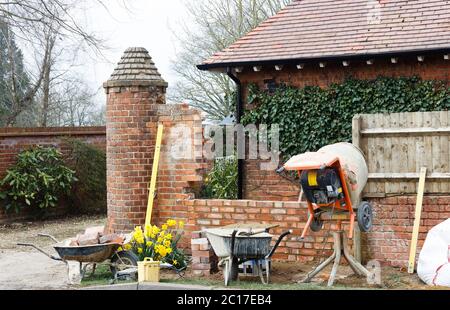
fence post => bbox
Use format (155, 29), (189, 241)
(352, 115), (362, 263)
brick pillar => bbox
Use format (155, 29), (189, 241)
(104, 47), (168, 233)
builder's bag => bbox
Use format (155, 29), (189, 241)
(417, 219), (450, 287)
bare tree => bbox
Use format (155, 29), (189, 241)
(44, 76), (104, 127)
(171, 0), (291, 121)
(0, 0), (128, 127)
(0, 0), (106, 49)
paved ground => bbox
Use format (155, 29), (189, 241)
(0, 249), (70, 290)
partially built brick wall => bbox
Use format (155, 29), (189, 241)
(0, 126), (106, 223)
(104, 48), (207, 241)
(182, 196), (450, 267)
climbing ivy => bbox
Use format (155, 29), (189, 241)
(242, 76), (449, 159)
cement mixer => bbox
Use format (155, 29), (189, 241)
(277, 142), (373, 239)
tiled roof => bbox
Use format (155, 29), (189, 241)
(106, 47), (167, 87)
(199, 0), (450, 69)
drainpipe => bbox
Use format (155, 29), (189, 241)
(227, 67), (244, 200)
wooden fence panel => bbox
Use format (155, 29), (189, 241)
(353, 111), (450, 196)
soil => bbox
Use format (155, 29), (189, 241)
(0, 215), (106, 290)
(172, 261), (442, 290)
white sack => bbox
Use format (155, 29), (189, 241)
(417, 219), (450, 287)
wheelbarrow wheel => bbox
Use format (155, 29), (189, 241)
(110, 251), (139, 278)
(357, 202), (373, 232)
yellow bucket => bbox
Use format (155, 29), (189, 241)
(138, 258), (160, 283)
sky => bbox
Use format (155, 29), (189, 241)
(79, 0), (189, 105)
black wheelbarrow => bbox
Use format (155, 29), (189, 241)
(18, 234), (138, 281)
(205, 228), (291, 286)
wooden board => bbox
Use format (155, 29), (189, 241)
(408, 167), (427, 274)
(144, 124), (164, 229)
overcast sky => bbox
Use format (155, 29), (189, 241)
(80, 0), (189, 105)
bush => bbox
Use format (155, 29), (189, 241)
(0, 146), (77, 213)
(63, 139), (107, 215)
(243, 76), (449, 159)
(201, 156), (238, 199)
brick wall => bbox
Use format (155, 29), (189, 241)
(238, 54), (450, 201)
(104, 48), (208, 236)
(0, 126), (106, 223)
(182, 196), (450, 268)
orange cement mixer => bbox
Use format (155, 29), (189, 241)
(277, 143), (373, 239)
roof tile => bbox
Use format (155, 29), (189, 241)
(201, 0), (450, 67)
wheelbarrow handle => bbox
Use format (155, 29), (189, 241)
(37, 233), (60, 243)
(17, 243), (62, 261)
(266, 230), (292, 259)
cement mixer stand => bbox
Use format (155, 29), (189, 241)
(302, 223), (371, 287)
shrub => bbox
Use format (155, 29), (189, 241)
(0, 146), (77, 213)
(243, 76), (449, 159)
(63, 139), (107, 215)
(201, 156), (238, 199)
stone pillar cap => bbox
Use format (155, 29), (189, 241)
(104, 47), (168, 88)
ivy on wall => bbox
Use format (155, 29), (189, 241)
(242, 76), (449, 159)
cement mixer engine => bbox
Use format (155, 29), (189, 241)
(301, 169), (345, 205)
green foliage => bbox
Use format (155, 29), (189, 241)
(202, 156), (238, 199)
(0, 147), (77, 213)
(63, 139), (107, 214)
(243, 76), (450, 159)
(0, 21), (31, 126)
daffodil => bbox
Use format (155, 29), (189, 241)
(167, 219), (177, 227)
(179, 221), (185, 229)
(164, 240), (171, 247)
(162, 224), (168, 231)
(164, 233), (173, 240)
(137, 248), (143, 254)
(173, 260), (178, 266)
(124, 243), (132, 251)
(146, 241), (153, 247)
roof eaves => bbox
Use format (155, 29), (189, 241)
(197, 47), (450, 71)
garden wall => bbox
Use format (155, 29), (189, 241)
(0, 126), (106, 223)
(182, 195), (450, 267)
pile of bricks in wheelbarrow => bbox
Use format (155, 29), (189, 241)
(66, 226), (125, 247)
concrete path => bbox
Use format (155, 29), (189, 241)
(0, 249), (70, 290)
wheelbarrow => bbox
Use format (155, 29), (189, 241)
(18, 234), (138, 282)
(205, 228), (291, 286)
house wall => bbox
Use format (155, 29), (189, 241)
(236, 54), (450, 201)
(0, 127), (106, 223)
